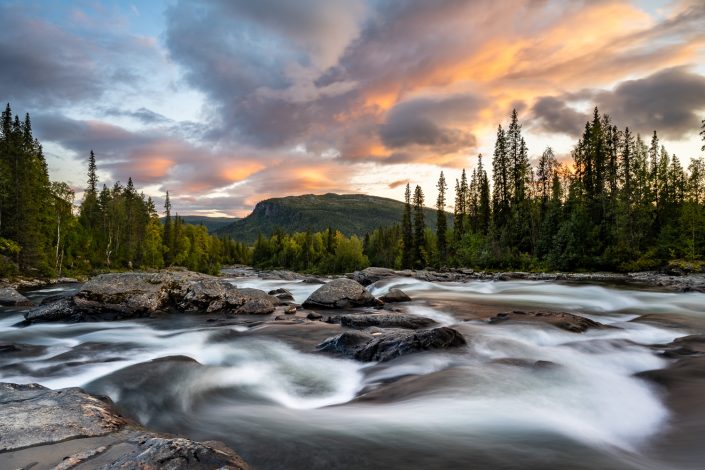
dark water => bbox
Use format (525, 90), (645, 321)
(1, 278), (704, 469)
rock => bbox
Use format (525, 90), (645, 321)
(339, 313), (436, 330)
(268, 288), (294, 301)
(284, 305), (297, 314)
(302, 276), (326, 284)
(237, 297), (276, 315)
(379, 288), (411, 303)
(0, 286), (33, 306)
(317, 330), (374, 356)
(74, 272), (183, 316)
(488, 310), (605, 333)
(0, 382), (248, 469)
(347, 267), (398, 286)
(24, 298), (81, 323)
(307, 312), (323, 320)
(317, 326), (466, 362)
(302, 278), (376, 309)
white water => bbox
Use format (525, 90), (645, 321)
(1, 278), (703, 469)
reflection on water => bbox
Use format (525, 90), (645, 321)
(1, 278), (704, 469)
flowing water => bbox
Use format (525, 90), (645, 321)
(1, 278), (703, 469)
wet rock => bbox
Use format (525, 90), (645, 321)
(302, 276), (326, 284)
(302, 278), (375, 309)
(178, 279), (276, 313)
(268, 288), (294, 302)
(24, 298), (81, 323)
(307, 312), (323, 320)
(339, 313), (436, 330)
(379, 288), (411, 303)
(317, 330), (374, 356)
(0, 381), (248, 469)
(0, 287), (33, 306)
(348, 267), (398, 286)
(317, 326), (466, 362)
(488, 310), (605, 333)
(284, 305), (297, 314)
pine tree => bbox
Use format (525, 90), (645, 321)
(436, 171), (448, 264)
(492, 124), (509, 229)
(412, 185), (425, 268)
(477, 154), (491, 235)
(401, 183), (413, 268)
(163, 191), (172, 265)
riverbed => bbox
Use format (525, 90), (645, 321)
(1, 276), (704, 469)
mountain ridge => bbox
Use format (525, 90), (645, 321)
(215, 193), (448, 242)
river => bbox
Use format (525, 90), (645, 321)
(1, 276), (703, 469)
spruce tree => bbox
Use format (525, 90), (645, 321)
(436, 171), (448, 264)
(163, 191), (172, 265)
(412, 185), (425, 268)
(401, 183), (413, 268)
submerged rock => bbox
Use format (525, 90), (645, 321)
(302, 278), (376, 309)
(339, 313), (435, 330)
(317, 326), (466, 362)
(379, 288), (411, 303)
(488, 310), (605, 333)
(0, 286), (33, 306)
(0, 381), (248, 469)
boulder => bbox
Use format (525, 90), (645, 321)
(302, 278), (376, 309)
(178, 279), (277, 314)
(302, 276), (326, 284)
(339, 313), (436, 330)
(488, 310), (605, 333)
(317, 326), (466, 362)
(379, 288), (411, 303)
(268, 288), (294, 302)
(73, 272), (177, 316)
(0, 382), (248, 469)
(237, 297), (276, 315)
(307, 312), (323, 320)
(24, 298), (80, 323)
(0, 287), (33, 306)
(347, 267), (398, 286)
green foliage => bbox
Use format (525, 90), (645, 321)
(366, 108), (705, 273)
(251, 229), (368, 274)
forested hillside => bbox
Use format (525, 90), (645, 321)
(0, 104), (248, 276)
(216, 193), (446, 243)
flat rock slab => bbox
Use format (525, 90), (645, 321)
(302, 278), (376, 309)
(488, 310), (605, 333)
(0, 382), (248, 469)
(317, 326), (466, 362)
(0, 286), (33, 306)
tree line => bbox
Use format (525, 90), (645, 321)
(0, 104), (247, 277)
(366, 109), (705, 272)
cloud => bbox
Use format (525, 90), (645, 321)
(0, 3), (161, 108)
(594, 67), (705, 138)
(103, 107), (173, 125)
(379, 94), (481, 153)
(531, 67), (705, 139)
(531, 96), (588, 136)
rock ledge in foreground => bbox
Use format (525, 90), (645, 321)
(0, 382), (248, 469)
(488, 310), (605, 333)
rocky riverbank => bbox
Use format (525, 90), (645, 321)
(0, 381), (249, 469)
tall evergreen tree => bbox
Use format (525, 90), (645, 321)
(163, 191), (173, 265)
(436, 172), (448, 263)
(412, 185), (425, 268)
(401, 183), (413, 268)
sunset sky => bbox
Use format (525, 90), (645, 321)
(2, 0), (704, 217)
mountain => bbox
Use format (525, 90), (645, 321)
(161, 215), (238, 233)
(215, 193), (450, 243)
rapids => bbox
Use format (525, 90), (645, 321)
(1, 277), (703, 469)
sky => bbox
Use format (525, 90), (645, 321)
(1, 0), (704, 217)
